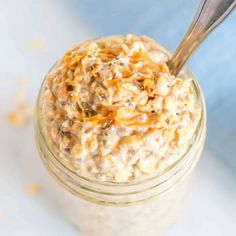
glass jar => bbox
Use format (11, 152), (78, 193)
(35, 67), (206, 236)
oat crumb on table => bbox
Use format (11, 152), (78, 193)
(25, 183), (42, 196)
(7, 102), (33, 127)
(26, 37), (45, 52)
(7, 80), (34, 127)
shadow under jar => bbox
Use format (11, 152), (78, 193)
(35, 67), (206, 236)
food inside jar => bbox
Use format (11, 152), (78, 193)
(39, 34), (201, 182)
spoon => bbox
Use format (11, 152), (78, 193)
(167, 0), (236, 76)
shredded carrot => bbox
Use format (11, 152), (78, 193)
(118, 135), (142, 146)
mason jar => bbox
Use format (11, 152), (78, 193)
(35, 67), (206, 236)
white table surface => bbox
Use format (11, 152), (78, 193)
(0, 1), (235, 235)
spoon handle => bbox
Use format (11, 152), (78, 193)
(167, 0), (236, 75)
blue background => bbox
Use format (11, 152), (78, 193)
(73, 0), (236, 170)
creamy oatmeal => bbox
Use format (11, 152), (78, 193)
(39, 35), (200, 182)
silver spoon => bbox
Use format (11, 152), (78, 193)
(167, 0), (236, 76)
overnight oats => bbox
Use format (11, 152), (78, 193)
(35, 35), (206, 236)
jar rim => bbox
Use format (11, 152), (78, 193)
(36, 65), (206, 191)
